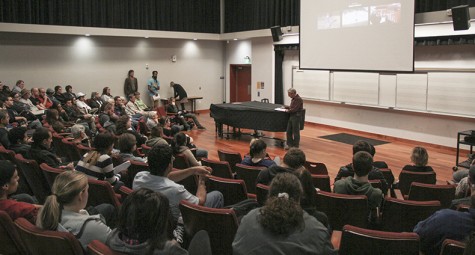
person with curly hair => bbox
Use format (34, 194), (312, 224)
(233, 173), (335, 254)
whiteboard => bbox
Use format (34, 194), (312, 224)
(396, 74), (427, 111)
(333, 72), (379, 105)
(292, 68), (330, 100)
(428, 72), (475, 116)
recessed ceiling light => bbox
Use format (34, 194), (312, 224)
(145, 36), (149, 39)
(193, 38), (198, 41)
(85, 34), (90, 37)
(233, 38), (238, 41)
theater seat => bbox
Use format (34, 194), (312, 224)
(0, 211), (28, 255)
(339, 224), (420, 255)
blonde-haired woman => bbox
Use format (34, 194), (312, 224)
(36, 171), (112, 249)
(402, 146), (434, 173)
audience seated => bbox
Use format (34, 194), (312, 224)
(232, 173), (336, 254)
(75, 132), (122, 189)
(333, 151), (383, 211)
(99, 102), (118, 134)
(26, 127), (74, 169)
(241, 139), (277, 168)
(115, 115), (147, 146)
(118, 133), (146, 163)
(0, 160), (40, 224)
(125, 93), (154, 119)
(414, 193), (475, 255)
(159, 116), (182, 137)
(172, 132), (200, 167)
(402, 146), (434, 173)
(452, 166), (475, 208)
(0, 109), (10, 148)
(101, 87), (113, 103)
(106, 188), (190, 254)
(167, 97), (205, 130)
(454, 159), (475, 184)
(70, 124), (92, 147)
(369, 144), (389, 169)
(335, 140), (388, 195)
(53, 85), (67, 104)
(146, 126), (169, 147)
(88, 92), (104, 112)
(62, 85), (76, 103)
(76, 92), (96, 114)
(293, 168), (331, 231)
(46, 88), (61, 106)
(133, 144), (223, 222)
(30, 88), (45, 110)
(257, 148), (306, 185)
(133, 92), (150, 111)
(113, 96), (127, 117)
(37, 88), (53, 109)
(7, 126), (31, 154)
(6, 94), (41, 129)
(19, 89), (39, 112)
(36, 171), (113, 250)
(63, 99), (96, 133)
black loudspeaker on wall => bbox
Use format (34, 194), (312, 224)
(452, 5), (471, 31)
(270, 26), (283, 42)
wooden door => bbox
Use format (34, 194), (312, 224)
(230, 64), (251, 102)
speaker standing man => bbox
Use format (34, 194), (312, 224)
(284, 88), (303, 150)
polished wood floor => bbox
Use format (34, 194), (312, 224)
(190, 111), (458, 185)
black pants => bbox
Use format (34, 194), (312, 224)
(286, 114), (301, 147)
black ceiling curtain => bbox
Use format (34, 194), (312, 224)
(0, 0), (220, 33)
(224, 0), (300, 33)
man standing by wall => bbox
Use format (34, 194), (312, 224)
(124, 69), (138, 97)
(170, 81), (188, 111)
(284, 88), (303, 149)
(147, 70), (160, 109)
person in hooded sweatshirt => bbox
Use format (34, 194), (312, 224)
(333, 151), (383, 210)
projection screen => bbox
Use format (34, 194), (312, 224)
(300, 0), (415, 72)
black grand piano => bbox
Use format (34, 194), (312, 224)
(210, 101), (305, 143)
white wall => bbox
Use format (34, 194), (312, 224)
(0, 32), (224, 109)
(281, 50), (474, 148)
(251, 37), (274, 101)
(224, 40), (252, 102)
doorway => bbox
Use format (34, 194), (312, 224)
(230, 64), (251, 102)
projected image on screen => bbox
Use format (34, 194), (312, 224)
(300, 0), (415, 72)
(317, 12), (341, 30)
(342, 7), (369, 28)
(370, 3), (401, 25)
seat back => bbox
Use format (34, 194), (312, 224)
(40, 163), (65, 189)
(87, 179), (121, 209)
(14, 217), (84, 255)
(379, 168), (395, 186)
(87, 240), (127, 255)
(311, 174), (331, 192)
(235, 164), (265, 194)
(125, 160), (149, 189)
(407, 182), (456, 208)
(117, 185), (133, 202)
(398, 170), (436, 196)
(15, 154), (50, 204)
(61, 138), (82, 162)
(339, 224), (420, 255)
(0, 211), (28, 255)
(440, 239), (466, 255)
(179, 200), (239, 255)
(256, 184), (269, 206)
(173, 153), (190, 170)
(381, 197), (441, 232)
(217, 149), (242, 173)
(52, 132), (70, 159)
(304, 161), (328, 175)
(207, 176), (248, 206)
(173, 168), (198, 195)
(156, 106), (167, 118)
(315, 191), (369, 230)
(201, 158), (233, 179)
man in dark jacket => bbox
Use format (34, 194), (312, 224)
(170, 81), (188, 111)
